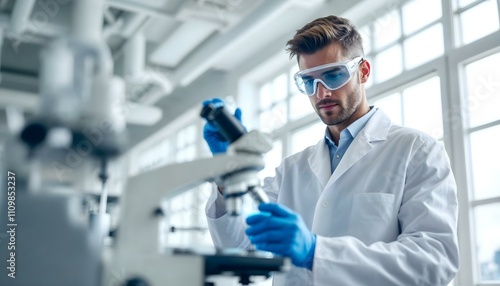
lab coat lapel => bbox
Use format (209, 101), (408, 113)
(308, 139), (331, 189)
(324, 109), (391, 189)
(325, 133), (373, 188)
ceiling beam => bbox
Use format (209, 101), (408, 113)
(106, 0), (175, 19)
(171, 0), (292, 87)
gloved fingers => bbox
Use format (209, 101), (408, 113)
(202, 98), (224, 108)
(203, 124), (227, 139)
(202, 98), (229, 133)
(204, 131), (229, 153)
(201, 97), (247, 156)
(245, 219), (290, 236)
(233, 108), (247, 131)
(246, 212), (291, 227)
(254, 242), (291, 257)
(203, 121), (219, 132)
(234, 107), (242, 122)
(258, 203), (297, 218)
(245, 211), (271, 224)
(203, 108), (243, 132)
(207, 142), (228, 155)
(245, 216), (292, 235)
(247, 230), (292, 244)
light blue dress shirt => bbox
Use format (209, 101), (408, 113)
(324, 106), (376, 174)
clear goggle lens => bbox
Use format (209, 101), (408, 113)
(294, 57), (363, 96)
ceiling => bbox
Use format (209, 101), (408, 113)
(0, 0), (380, 149)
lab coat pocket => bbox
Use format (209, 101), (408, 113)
(347, 193), (396, 244)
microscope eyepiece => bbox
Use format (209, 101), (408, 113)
(200, 104), (246, 143)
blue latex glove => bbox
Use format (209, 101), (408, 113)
(202, 98), (244, 155)
(245, 203), (317, 270)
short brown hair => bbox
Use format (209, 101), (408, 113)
(286, 15), (364, 61)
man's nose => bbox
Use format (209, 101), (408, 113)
(315, 81), (332, 99)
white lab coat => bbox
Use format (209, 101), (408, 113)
(205, 109), (459, 286)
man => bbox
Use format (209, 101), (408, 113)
(203, 15), (459, 285)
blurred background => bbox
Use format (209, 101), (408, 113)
(0, 0), (499, 285)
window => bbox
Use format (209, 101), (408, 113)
(464, 51), (500, 283)
(455, 0), (500, 46)
(464, 52), (500, 128)
(473, 203), (500, 281)
(373, 92), (402, 125)
(469, 125), (500, 200)
(402, 76), (444, 138)
(289, 66), (314, 121)
(258, 66), (315, 133)
(360, 25), (372, 54)
(137, 123), (197, 171)
(175, 124), (197, 163)
(258, 75), (288, 132)
(403, 23), (444, 69)
(137, 138), (172, 171)
(402, 0), (442, 35)
(373, 10), (401, 50)
(374, 44), (403, 82)
(260, 140), (283, 180)
(372, 76), (443, 139)
(163, 191), (196, 248)
(362, 0), (445, 83)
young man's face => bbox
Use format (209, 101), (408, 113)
(298, 43), (369, 129)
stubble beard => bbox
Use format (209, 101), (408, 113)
(317, 82), (362, 126)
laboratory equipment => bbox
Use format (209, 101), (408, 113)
(111, 103), (287, 285)
(0, 1), (288, 285)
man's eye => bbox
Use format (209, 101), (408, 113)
(324, 71), (343, 81)
(303, 78), (315, 85)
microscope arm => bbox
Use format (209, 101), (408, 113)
(115, 152), (264, 258)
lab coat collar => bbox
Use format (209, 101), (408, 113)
(363, 108), (391, 143)
(309, 138), (331, 189)
(308, 108), (392, 190)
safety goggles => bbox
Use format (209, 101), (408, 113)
(293, 56), (363, 96)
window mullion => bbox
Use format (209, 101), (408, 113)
(398, 5), (406, 71)
(442, 0), (456, 52)
(445, 18), (475, 283)
(455, 0), (489, 14)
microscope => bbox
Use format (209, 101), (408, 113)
(1, 0), (126, 285)
(0, 1), (288, 285)
(109, 104), (288, 286)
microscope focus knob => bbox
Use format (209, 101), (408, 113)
(20, 121), (48, 148)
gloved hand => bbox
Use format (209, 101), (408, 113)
(202, 98), (244, 155)
(245, 203), (316, 270)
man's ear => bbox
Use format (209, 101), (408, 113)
(359, 59), (371, 84)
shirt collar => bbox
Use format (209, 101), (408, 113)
(324, 106), (376, 145)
